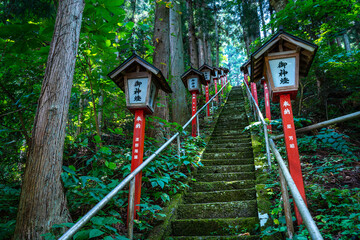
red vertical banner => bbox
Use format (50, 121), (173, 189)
(244, 74), (249, 87)
(205, 84), (210, 116)
(251, 82), (259, 105)
(214, 79), (219, 103)
(128, 110), (146, 220)
(263, 82), (272, 132)
(191, 91), (197, 137)
(280, 94), (306, 225)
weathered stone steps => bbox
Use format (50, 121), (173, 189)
(170, 217), (259, 236)
(165, 87), (260, 239)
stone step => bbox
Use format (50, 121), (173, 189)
(209, 138), (251, 144)
(177, 200), (258, 219)
(204, 147), (250, 153)
(207, 142), (252, 148)
(211, 132), (250, 137)
(200, 158), (254, 166)
(171, 217), (259, 236)
(210, 135), (251, 141)
(167, 235), (260, 239)
(202, 152), (253, 159)
(197, 164), (255, 173)
(194, 172), (255, 182)
(190, 180), (255, 192)
(184, 189), (257, 204)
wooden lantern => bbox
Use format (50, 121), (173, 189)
(180, 67), (206, 94)
(199, 64), (215, 83)
(107, 52), (172, 114)
(250, 30), (318, 102)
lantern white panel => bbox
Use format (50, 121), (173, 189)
(247, 65), (251, 75)
(187, 78), (199, 91)
(221, 70), (224, 76)
(203, 71), (210, 81)
(269, 57), (296, 88)
(214, 70), (218, 78)
(148, 82), (156, 108)
(128, 78), (148, 104)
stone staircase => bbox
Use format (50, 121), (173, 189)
(166, 87), (260, 239)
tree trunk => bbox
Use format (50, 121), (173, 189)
(198, 31), (205, 67)
(98, 87), (104, 135)
(186, 0), (199, 68)
(215, 11), (219, 67)
(170, 1), (189, 125)
(151, 1), (170, 142)
(269, 0), (288, 12)
(206, 34), (212, 65)
(13, 0), (84, 239)
(258, 0), (267, 38)
(343, 33), (351, 52)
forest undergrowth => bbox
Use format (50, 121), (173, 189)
(253, 118), (360, 240)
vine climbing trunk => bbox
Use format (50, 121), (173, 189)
(186, 0), (199, 68)
(13, 0), (85, 239)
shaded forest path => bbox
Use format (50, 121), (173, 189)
(166, 86), (260, 239)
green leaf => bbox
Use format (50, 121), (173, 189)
(105, 161), (117, 170)
(74, 229), (90, 240)
(104, 0), (124, 7)
(105, 39), (111, 47)
(125, 21), (135, 30)
(89, 229), (104, 238)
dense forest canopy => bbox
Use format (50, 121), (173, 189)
(0, 0), (359, 239)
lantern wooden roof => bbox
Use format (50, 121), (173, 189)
(224, 68), (230, 74)
(240, 60), (251, 74)
(250, 30), (318, 83)
(180, 67), (206, 88)
(199, 64), (215, 75)
(107, 52), (172, 93)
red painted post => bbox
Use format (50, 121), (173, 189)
(214, 79), (219, 103)
(191, 91), (197, 137)
(263, 82), (272, 132)
(251, 82), (259, 105)
(205, 84), (210, 116)
(244, 74), (249, 87)
(128, 109), (146, 220)
(280, 94), (306, 225)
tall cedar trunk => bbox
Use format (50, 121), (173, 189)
(258, 0), (267, 38)
(203, 33), (208, 64)
(186, 0), (199, 68)
(215, 18), (219, 67)
(130, 0), (136, 49)
(269, 0), (274, 34)
(205, 33), (212, 65)
(98, 87), (104, 134)
(13, 0), (84, 239)
(198, 31), (205, 66)
(170, 1), (190, 125)
(151, 1), (170, 142)
(269, 0), (288, 12)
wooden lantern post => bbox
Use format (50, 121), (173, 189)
(199, 64), (215, 117)
(107, 53), (172, 223)
(181, 68), (206, 137)
(220, 67), (225, 95)
(212, 68), (219, 103)
(251, 30), (318, 225)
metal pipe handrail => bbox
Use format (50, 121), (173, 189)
(243, 81), (272, 168)
(241, 79), (323, 239)
(269, 139), (324, 240)
(271, 111), (360, 140)
(59, 81), (230, 240)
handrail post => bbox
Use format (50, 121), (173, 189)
(177, 135), (181, 161)
(128, 178), (136, 240)
(197, 115), (200, 136)
(263, 124), (272, 168)
(279, 169), (294, 239)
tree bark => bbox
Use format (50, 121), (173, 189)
(215, 10), (219, 67)
(186, 0), (199, 68)
(170, 1), (189, 125)
(269, 0), (288, 12)
(343, 33), (351, 52)
(258, 0), (267, 38)
(151, 1), (170, 142)
(13, 0), (84, 239)
(198, 31), (205, 66)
